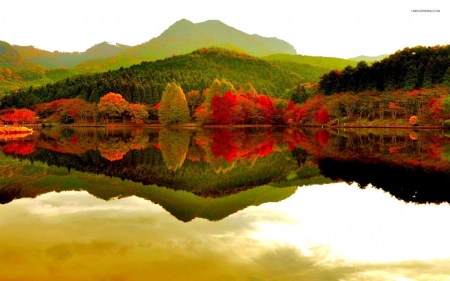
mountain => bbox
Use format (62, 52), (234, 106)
(1, 48), (331, 108)
(13, 42), (131, 69)
(1, 19), (301, 96)
(263, 53), (358, 70)
(348, 54), (388, 62)
(76, 19), (297, 73)
(0, 41), (44, 70)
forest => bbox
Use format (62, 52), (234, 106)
(1, 45), (450, 127)
(0, 48), (325, 108)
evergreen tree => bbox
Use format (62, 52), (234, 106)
(210, 79), (222, 97)
(444, 67), (450, 87)
(423, 61), (433, 88)
(404, 65), (419, 91)
(158, 82), (190, 125)
(291, 84), (308, 104)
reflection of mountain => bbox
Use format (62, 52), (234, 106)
(0, 152), (298, 221)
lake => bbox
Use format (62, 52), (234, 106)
(1, 127), (450, 280)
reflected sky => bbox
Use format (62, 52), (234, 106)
(1, 183), (450, 281)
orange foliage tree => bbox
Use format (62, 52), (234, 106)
(98, 92), (129, 124)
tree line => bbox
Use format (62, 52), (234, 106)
(319, 45), (450, 95)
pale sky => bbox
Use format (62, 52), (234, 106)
(1, 0), (449, 58)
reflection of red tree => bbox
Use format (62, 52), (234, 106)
(426, 142), (442, 159)
(70, 136), (77, 145)
(316, 130), (330, 147)
(256, 139), (274, 157)
(283, 129), (308, 151)
(3, 141), (36, 155)
(211, 129), (237, 162)
(209, 129), (275, 162)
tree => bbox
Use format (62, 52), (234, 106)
(444, 67), (450, 88)
(211, 90), (236, 125)
(3, 109), (36, 126)
(129, 103), (149, 124)
(292, 84), (308, 104)
(423, 61), (433, 88)
(98, 92), (129, 124)
(404, 65), (419, 91)
(158, 83), (190, 125)
(186, 90), (204, 116)
(316, 107), (330, 124)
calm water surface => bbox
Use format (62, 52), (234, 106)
(1, 127), (450, 280)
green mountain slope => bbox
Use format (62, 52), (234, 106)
(14, 42), (131, 69)
(263, 53), (357, 70)
(0, 19), (299, 96)
(1, 48), (330, 107)
(75, 19), (296, 73)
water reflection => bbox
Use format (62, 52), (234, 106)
(1, 184), (450, 280)
(2, 127), (450, 205)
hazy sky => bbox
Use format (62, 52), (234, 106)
(2, 0), (449, 58)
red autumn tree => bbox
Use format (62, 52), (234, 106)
(255, 95), (275, 124)
(211, 90), (236, 125)
(316, 107), (330, 124)
(1, 109), (35, 125)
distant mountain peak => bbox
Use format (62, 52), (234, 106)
(158, 18), (205, 40)
(348, 54), (388, 62)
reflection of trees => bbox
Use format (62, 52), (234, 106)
(194, 128), (279, 173)
(158, 128), (190, 171)
(319, 157), (450, 204)
(98, 138), (129, 161)
(2, 140), (36, 156)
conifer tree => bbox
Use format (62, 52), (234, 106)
(404, 65), (419, 91)
(444, 67), (450, 88)
(423, 62), (433, 88)
(158, 82), (190, 124)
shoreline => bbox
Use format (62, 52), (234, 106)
(8, 123), (449, 131)
(52, 123), (448, 130)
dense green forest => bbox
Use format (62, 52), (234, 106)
(319, 45), (450, 95)
(0, 48), (327, 108)
(263, 53), (358, 70)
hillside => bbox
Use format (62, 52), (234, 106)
(13, 42), (131, 69)
(319, 45), (450, 95)
(75, 19), (297, 73)
(0, 19), (299, 96)
(263, 53), (357, 70)
(1, 48), (330, 108)
(348, 54), (388, 62)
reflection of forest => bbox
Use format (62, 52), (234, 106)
(0, 127), (322, 197)
(288, 128), (450, 204)
(3, 127), (450, 204)
(0, 152), (299, 222)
